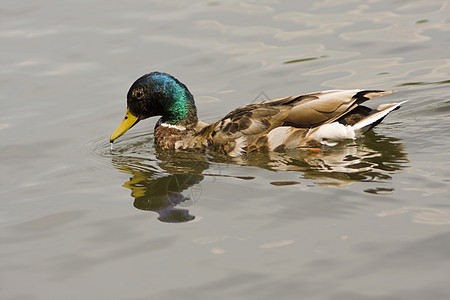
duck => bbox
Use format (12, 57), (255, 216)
(110, 72), (405, 157)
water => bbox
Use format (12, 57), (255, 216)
(1, 0), (450, 299)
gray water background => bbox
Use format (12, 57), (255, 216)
(1, 0), (450, 299)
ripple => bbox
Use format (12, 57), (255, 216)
(364, 187), (394, 195)
(283, 56), (328, 64)
(270, 181), (301, 186)
(43, 62), (100, 76)
(396, 80), (450, 86)
(260, 240), (295, 249)
(377, 206), (450, 225)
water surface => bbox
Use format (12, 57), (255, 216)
(1, 0), (450, 299)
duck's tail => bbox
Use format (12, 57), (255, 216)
(307, 101), (406, 146)
(352, 101), (407, 134)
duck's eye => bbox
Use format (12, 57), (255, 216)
(133, 88), (144, 99)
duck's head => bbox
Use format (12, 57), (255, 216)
(110, 72), (198, 143)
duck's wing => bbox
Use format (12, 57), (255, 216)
(208, 89), (394, 135)
(198, 90), (395, 156)
(195, 103), (290, 156)
(279, 90), (395, 127)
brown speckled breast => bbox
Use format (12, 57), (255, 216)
(154, 125), (186, 150)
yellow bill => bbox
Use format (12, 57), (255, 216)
(110, 108), (140, 143)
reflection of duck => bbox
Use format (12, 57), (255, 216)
(243, 131), (408, 184)
(110, 72), (405, 156)
(109, 130), (407, 223)
(112, 150), (209, 223)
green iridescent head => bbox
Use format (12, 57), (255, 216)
(110, 72), (198, 143)
(128, 72), (198, 124)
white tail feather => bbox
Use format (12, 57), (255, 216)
(352, 101), (407, 133)
(308, 123), (356, 145)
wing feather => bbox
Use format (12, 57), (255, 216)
(195, 90), (396, 155)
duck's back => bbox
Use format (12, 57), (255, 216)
(197, 90), (396, 156)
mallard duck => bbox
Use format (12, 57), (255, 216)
(110, 72), (405, 156)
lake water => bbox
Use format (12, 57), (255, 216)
(1, 0), (450, 299)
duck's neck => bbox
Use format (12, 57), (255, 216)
(161, 89), (198, 128)
(152, 73), (199, 128)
